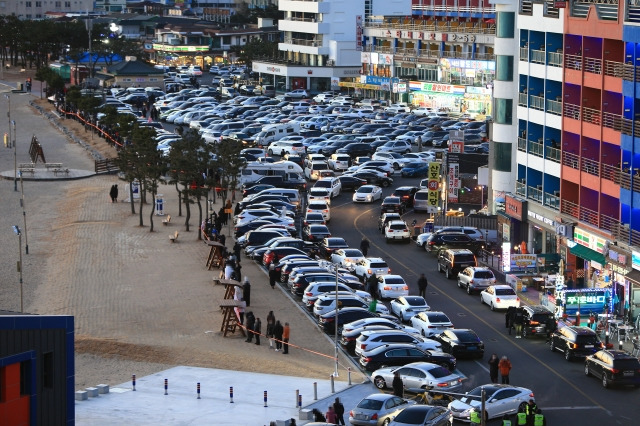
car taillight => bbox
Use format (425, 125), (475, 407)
(469, 279), (474, 283)
(516, 298), (520, 302)
(403, 286), (409, 290)
(345, 336), (356, 341)
(367, 269), (372, 274)
(570, 343), (578, 349)
(383, 286), (392, 290)
(360, 344), (367, 349)
(428, 241), (435, 245)
(371, 413), (378, 420)
(495, 298), (501, 302)
(363, 356), (371, 362)
(323, 209), (328, 212)
(388, 268), (391, 273)
(530, 321), (539, 325)
(305, 292), (313, 296)
(611, 368), (620, 374)
(437, 382), (449, 387)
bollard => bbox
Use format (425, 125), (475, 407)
(197, 382), (201, 399)
(330, 374), (335, 393)
(264, 390), (268, 407)
(295, 389), (299, 408)
(164, 378), (168, 395)
(298, 393), (302, 409)
(132, 374), (136, 391)
(313, 382), (318, 400)
(348, 367), (352, 385)
(230, 386), (234, 403)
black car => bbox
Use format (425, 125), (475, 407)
(322, 140), (352, 156)
(336, 143), (374, 158)
(350, 171), (393, 188)
(318, 307), (377, 334)
(585, 349), (640, 388)
(388, 405), (451, 426)
(437, 249), (478, 279)
(521, 305), (555, 338)
(392, 186), (419, 207)
(318, 237), (349, 258)
(359, 343), (457, 372)
(303, 212), (326, 226)
(550, 326), (603, 361)
(433, 329), (484, 358)
(427, 233), (484, 255)
(301, 224), (331, 242)
(277, 259), (318, 282)
(234, 219), (281, 238)
(380, 196), (405, 214)
(338, 175), (367, 191)
(242, 184), (275, 197)
(238, 195), (289, 210)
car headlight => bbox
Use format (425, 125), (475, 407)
(366, 195), (372, 200)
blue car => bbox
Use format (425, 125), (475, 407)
(401, 161), (430, 177)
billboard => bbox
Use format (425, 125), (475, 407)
(447, 163), (459, 203)
(356, 16), (363, 52)
(426, 162), (441, 213)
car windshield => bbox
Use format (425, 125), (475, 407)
(343, 249), (362, 257)
(357, 398), (383, 410)
(495, 288), (516, 296)
(461, 386), (500, 404)
(384, 278), (406, 285)
(427, 314), (450, 323)
(370, 262), (388, 268)
(428, 366), (454, 378)
(455, 331), (479, 342)
(393, 407), (430, 423)
(474, 271), (494, 279)
(358, 187), (374, 193)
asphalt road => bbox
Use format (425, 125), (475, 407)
(316, 174), (639, 425)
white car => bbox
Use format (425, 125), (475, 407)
(314, 177), (342, 198)
(377, 275), (409, 299)
(307, 187), (332, 205)
(385, 103), (411, 113)
(330, 248), (366, 268)
(353, 185), (383, 203)
(457, 267), (496, 294)
(376, 140), (412, 154)
(313, 92), (335, 103)
(302, 283), (371, 308)
(390, 296), (431, 322)
(403, 153), (433, 163)
(412, 106), (434, 116)
(284, 89), (308, 99)
(355, 330), (441, 357)
(372, 363), (462, 394)
(371, 152), (407, 169)
(448, 384), (535, 423)
(410, 311), (454, 337)
(234, 209), (291, 224)
(480, 285), (520, 311)
(306, 200), (331, 221)
(313, 294), (369, 317)
(266, 140), (305, 156)
(352, 257), (390, 280)
(328, 153), (351, 171)
(385, 220), (411, 243)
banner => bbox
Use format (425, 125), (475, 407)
(356, 16), (363, 52)
(447, 163), (459, 203)
(427, 162), (441, 213)
(510, 254), (537, 269)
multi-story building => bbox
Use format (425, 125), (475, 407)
(0, 0), (93, 19)
(252, 0), (411, 93)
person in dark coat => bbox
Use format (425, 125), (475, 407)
(367, 274), (379, 300)
(233, 242), (241, 261)
(219, 207), (226, 225)
(273, 320), (284, 352)
(243, 277), (251, 307)
(266, 311), (276, 348)
(514, 307), (525, 338)
(269, 263), (277, 289)
(392, 372), (404, 397)
(506, 306), (517, 335)
(488, 353), (500, 383)
(545, 316), (557, 343)
(417, 273), (429, 298)
(253, 317), (261, 345)
(333, 397), (346, 425)
(311, 408), (326, 422)
(218, 233), (226, 247)
(109, 184), (117, 203)
(245, 311), (256, 343)
(360, 237), (370, 257)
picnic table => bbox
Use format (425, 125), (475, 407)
(219, 299), (246, 337)
(214, 279), (243, 299)
(205, 240), (225, 270)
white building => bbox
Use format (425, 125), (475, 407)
(0, 0), (93, 19)
(252, 0), (411, 93)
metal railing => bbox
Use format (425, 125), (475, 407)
(516, 181), (526, 196)
(584, 57), (603, 74)
(583, 107), (602, 125)
(283, 37), (322, 47)
(560, 199), (604, 228)
(564, 103), (581, 120)
(531, 49), (546, 64)
(622, 63), (639, 81)
(529, 140), (543, 157)
(528, 185), (543, 203)
(518, 92), (527, 106)
(364, 21), (497, 34)
(517, 137), (527, 152)
(580, 204), (600, 227)
(520, 47), (529, 61)
(561, 199), (580, 219)
(601, 163), (621, 183)
(546, 146), (561, 163)
(283, 16), (320, 23)
(563, 151), (580, 169)
(529, 94), (545, 111)
(621, 118), (640, 137)
(602, 111), (623, 131)
(601, 214), (621, 234)
(565, 54), (582, 71)
(620, 168), (632, 190)
(604, 60), (625, 78)
(548, 51), (563, 67)
(547, 99), (562, 115)
(544, 192), (560, 210)
(581, 157), (600, 177)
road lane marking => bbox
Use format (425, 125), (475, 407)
(474, 360), (489, 373)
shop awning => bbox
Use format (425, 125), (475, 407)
(570, 244), (606, 265)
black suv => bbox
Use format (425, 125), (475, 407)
(426, 233), (484, 255)
(585, 349), (640, 388)
(392, 186), (419, 207)
(380, 196), (405, 214)
(549, 326), (603, 361)
(437, 249), (478, 279)
(336, 143), (374, 158)
(522, 305), (555, 338)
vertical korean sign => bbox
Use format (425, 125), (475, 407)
(427, 162), (441, 213)
(447, 153), (460, 203)
(356, 16), (363, 51)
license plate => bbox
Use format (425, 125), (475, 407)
(450, 380), (458, 386)
(467, 346), (476, 351)
(355, 414), (367, 420)
(585, 345), (594, 348)
(624, 371), (634, 377)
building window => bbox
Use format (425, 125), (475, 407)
(26, 1), (32, 7)
(55, 1), (60, 6)
(65, 0), (70, 5)
(493, 142), (512, 172)
(496, 12), (515, 38)
(495, 55), (514, 81)
(35, 1), (41, 7)
(20, 361), (30, 396)
(222, 36), (231, 45)
(495, 98), (513, 124)
(43, 352), (53, 388)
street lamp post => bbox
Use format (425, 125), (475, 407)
(477, 185), (484, 209)
(19, 171), (29, 254)
(13, 226), (23, 312)
(334, 265), (340, 378)
(4, 94), (10, 149)
(12, 120), (17, 192)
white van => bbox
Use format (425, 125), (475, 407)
(240, 160), (304, 185)
(305, 161), (331, 181)
(254, 188), (301, 206)
(254, 123), (300, 148)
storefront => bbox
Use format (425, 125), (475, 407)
(439, 58), (495, 87)
(625, 250), (640, 323)
(605, 246), (635, 320)
(251, 61), (361, 93)
(525, 204), (559, 255)
(500, 195), (528, 252)
(565, 227), (608, 289)
(408, 81), (466, 111)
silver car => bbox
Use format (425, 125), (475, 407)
(349, 393), (416, 426)
(371, 363), (463, 394)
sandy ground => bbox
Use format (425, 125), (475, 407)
(0, 74), (363, 391)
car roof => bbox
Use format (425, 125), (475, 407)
(365, 257), (386, 263)
(388, 220), (407, 225)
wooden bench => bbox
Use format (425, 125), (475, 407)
(162, 214), (172, 226)
(44, 163), (69, 176)
(169, 231), (179, 243)
(18, 163), (35, 174)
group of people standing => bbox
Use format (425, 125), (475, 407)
(311, 397), (346, 425)
(243, 309), (291, 354)
(488, 353), (512, 384)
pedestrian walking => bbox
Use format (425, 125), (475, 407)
(325, 406), (337, 424)
(109, 184), (117, 203)
(417, 273), (428, 298)
(266, 311), (276, 349)
(245, 311), (256, 343)
(243, 277), (251, 307)
(113, 184), (118, 202)
(333, 397), (346, 425)
(360, 237), (370, 257)
(253, 318), (261, 345)
(514, 307), (525, 338)
(498, 355), (512, 384)
(274, 320), (283, 352)
(269, 263), (277, 289)
(506, 306), (516, 335)
(545, 316), (557, 343)
(488, 353), (500, 383)
(392, 371), (404, 397)
(367, 274), (379, 300)
(233, 241), (241, 261)
(283, 322), (290, 354)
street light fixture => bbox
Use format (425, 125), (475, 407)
(19, 171), (29, 254)
(13, 225), (24, 312)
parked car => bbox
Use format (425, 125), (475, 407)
(433, 329), (484, 358)
(377, 275), (410, 299)
(360, 343), (456, 373)
(584, 349), (640, 388)
(426, 233), (484, 255)
(410, 311), (454, 338)
(331, 248), (366, 268)
(437, 249), (478, 279)
(457, 267), (496, 294)
(317, 307), (377, 334)
(448, 384), (535, 423)
(388, 404), (452, 426)
(390, 296), (431, 322)
(549, 326), (603, 361)
(480, 285), (520, 311)
(318, 237), (350, 258)
(371, 363), (463, 393)
(284, 89), (309, 99)
(349, 393), (415, 426)
(521, 305), (555, 338)
(352, 257), (391, 281)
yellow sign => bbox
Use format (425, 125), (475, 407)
(427, 162), (441, 210)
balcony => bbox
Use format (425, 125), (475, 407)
(283, 37), (323, 47)
(602, 111), (623, 131)
(520, 47), (529, 61)
(565, 54), (582, 71)
(530, 49), (545, 65)
(518, 92), (527, 106)
(582, 107), (601, 126)
(544, 192), (560, 210)
(546, 99), (562, 115)
(601, 163), (621, 183)
(620, 167), (631, 190)
(622, 63), (639, 81)
(516, 181), (526, 197)
(560, 200), (599, 228)
(563, 151), (580, 169)
(529, 94), (545, 111)
(584, 57), (603, 75)
(621, 118), (640, 138)
(601, 214), (621, 234)
(561, 199), (579, 219)
(364, 21), (497, 35)
(604, 60), (625, 78)
(527, 185), (543, 203)
(563, 102), (581, 120)
(548, 51), (563, 67)
(546, 146), (561, 163)
(581, 157), (600, 177)
(528, 140), (543, 157)
(517, 137), (527, 152)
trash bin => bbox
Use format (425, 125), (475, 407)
(155, 194), (164, 216)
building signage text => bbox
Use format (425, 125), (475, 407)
(527, 210), (555, 227)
